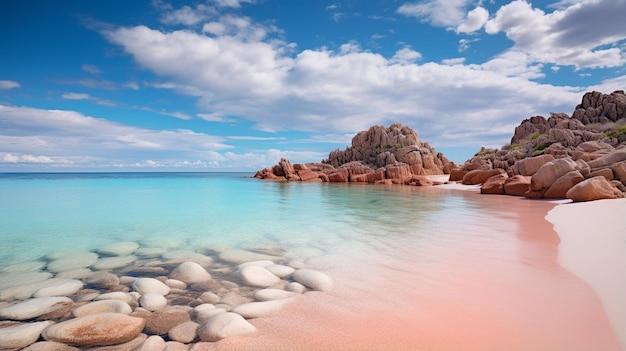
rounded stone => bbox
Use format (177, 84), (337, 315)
(195, 308), (227, 323)
(237, 260), (274, 269)
(96, 241), (140, 256)
(170, 262), (212, 284)
(46, 253), (98, 273)
(254, 288), (297, 301)
(83, 272), (121, 289)
(92, 256), (137, 270)
(168, 321), (200, 343)
(0, 297), (74, 320)
(285, 282), (306, 294)
(231, 299), (295, 319)
(219, 249), (280, 264)
(2, 261), (46, 273)
(265, 264), (295, 278)
(198, 292), (220, 304)
(20, 340), (80, 351)
(143, 308), (191, 335)
(132, 278), (171, 296)
(132, 335), (166, 351)
(165, 279), (187, 290)
(139, 292), (167, 312)
(72, 300), (132, 317)
(197, 312), (257, 342)
(41, 313), (146, 346)
(292, 269), (333, 291)
(95, 292), (133, 304)
(0, 321), (54, 349)
(239, 266), (280, 288)
(34, 279), (83, 298)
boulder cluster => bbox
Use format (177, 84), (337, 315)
(453, 90), (626, 202)
(255, 124), (455, 186)
(0, 242), (332, 350)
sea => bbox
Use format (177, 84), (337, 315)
(0, 172), (622, 350)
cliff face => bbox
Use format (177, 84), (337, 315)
(255, 123), (455, 185)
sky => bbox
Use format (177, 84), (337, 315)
(1, 0), (625, 172)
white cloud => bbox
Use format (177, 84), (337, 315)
(0, 104), (232, 169)
(458, 38), (479, 52)
(390, 47), (423, 64)
(102, 15), (601, 152)
(81, 64), (101, 75)
(197, 112), (236, 123)
(214, 0), (255, 8)
(62, 92), (91, 100)
(160, 4), (217, 26)
(442, 57), (466, 65)
(485, 0), (626, 69)
(397, 0), (473, 29)
(61, 92), (117, 107)
(456, 6), (489, 34)
(0, 80), (20, 90)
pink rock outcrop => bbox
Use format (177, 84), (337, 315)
(566, 176), (625, 202)
(255, 124), (455, 186)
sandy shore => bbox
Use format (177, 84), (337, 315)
(546, 198), (626, 350)
(211, 186), (624, 351)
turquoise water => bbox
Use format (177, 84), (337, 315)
(0, 172), (469, 266)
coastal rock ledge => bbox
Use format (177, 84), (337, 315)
(255, 123), (455, 186)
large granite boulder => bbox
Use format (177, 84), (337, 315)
(41, 313), (145, 346)
(566, 176), (625, 202)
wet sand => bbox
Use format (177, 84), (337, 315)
(213, 191), (623, 350)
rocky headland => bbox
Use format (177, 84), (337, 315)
(256, 90), (626, 202)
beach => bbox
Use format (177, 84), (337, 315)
(212, 186), (626, 351)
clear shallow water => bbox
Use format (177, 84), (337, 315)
(0, 172), (463, 266)
(0, 172), (621, 350)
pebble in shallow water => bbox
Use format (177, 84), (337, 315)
(0, 245), (333, 349)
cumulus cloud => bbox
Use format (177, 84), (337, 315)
(397, 0), (473, 29)
(0, 80), (20, 90)
(456, 6), (489, 34)
(101, 17), (592, 151)
(485, 0), (626, 69)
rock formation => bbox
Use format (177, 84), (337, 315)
(255, 124), (455, 186)
(256, 90), (626, 201)
(455, 90), (626, 201)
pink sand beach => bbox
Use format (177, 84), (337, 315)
(211, 187), (625, 351)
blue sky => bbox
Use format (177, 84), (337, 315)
(1, 0), (625, 171)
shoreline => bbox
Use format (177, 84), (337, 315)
(546, 198), (626, 349)
(213, 183), (623, 350)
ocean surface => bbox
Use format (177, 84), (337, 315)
(0, 172), (461, 266)
(0, 172), (621, 350)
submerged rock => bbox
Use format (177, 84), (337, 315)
(292, 269), (333, 292)
(170, 262), (212, 284)
(41, 313), (145, 346)
(0, 321), (55, 350)
(0, 297), (74, 320)
(239, 266), (280, 288)
(197, 312), (257, 342)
